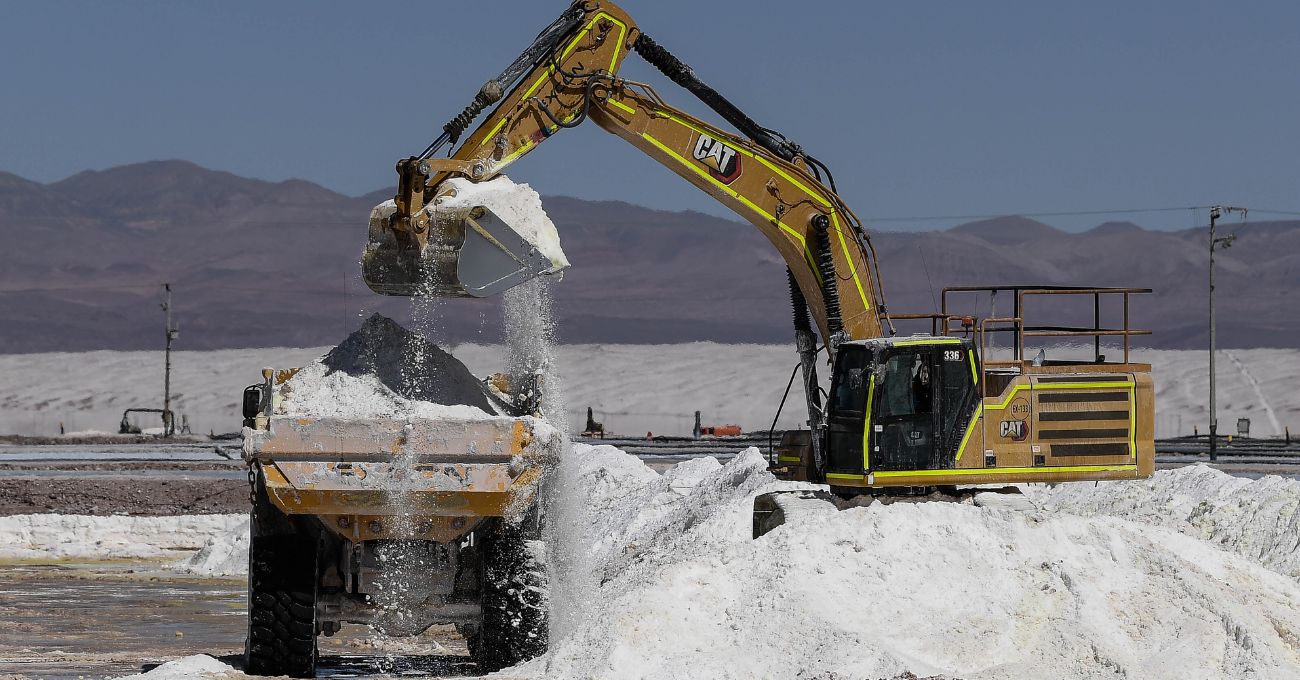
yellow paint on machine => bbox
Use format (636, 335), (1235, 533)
(827, 464), (1141, 487)
(607, 98), (636, 115)
(986, 381), (1135, 411)
(830, 212), (869, 311)
(984, 379), (1137, 457)
(481, 13), (629, 147)
(860, 375), (877, 471)
(893, 337), (964, 347)
(877, 464), (1137, 478)
(649, 110), (871, 303)
(640, 130), (822, 278)
(954, 405), (982, 462)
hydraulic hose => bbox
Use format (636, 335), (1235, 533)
(787, 267), (814, 335)
(811, 215), (844, 338)
(420, 3), (589, 159)
(633, 33), (798, 162)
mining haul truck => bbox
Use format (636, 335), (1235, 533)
(239, 335), (554, 677)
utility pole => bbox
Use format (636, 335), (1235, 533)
(1208, 206), (1244, 462)
(162, 283), (180, 437)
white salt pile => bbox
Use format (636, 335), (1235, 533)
(504, 446), (1300, 680)
(0, 514), (245, 563)
(275, 313), (509, 421)
(280, 362), (501, 420)
(115, 654), (235, 680)
(180, 519), (249, 577)
(1030, 464), (1300, 581)
(435, 176), (570, 273)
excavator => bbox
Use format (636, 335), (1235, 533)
(362, 0), (1156, 497)
(240, 2), (1158, 676)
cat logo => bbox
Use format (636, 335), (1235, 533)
(692, 133), (742, 184)
(999, 419), (1029, 442)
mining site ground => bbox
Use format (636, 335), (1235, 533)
(0, 563), (471, 679)
(3, 437), (1300, 679)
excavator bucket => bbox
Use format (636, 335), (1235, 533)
(362, 177), (569, 297)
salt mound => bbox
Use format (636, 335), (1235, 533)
(511, 445), (1300, 680)
(1030, 464), (1300, 580)
(180, 519), (249, 577)
(436, 176), (569, 272)
(116, 654), (236, 679)
(279, 313), (506, 419)
(0, 514), (246, 562)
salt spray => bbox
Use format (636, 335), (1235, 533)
(368, 283), (446, 672)
(501, 278), (589, 642)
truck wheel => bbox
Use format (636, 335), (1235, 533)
(244, 471), (320, 678)
(474, 516), (548, 672)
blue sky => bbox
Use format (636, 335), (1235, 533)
(2, 1), (1296, 230)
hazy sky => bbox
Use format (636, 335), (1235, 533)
(2, 1), (1297, 230)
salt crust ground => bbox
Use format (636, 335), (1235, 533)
(83, 452), (1300, 679)
(0, 513), (245, 566)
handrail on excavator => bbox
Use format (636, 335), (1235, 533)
(943, 286), (1152, 365)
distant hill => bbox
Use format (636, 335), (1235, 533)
(2, 161), (1296, 352)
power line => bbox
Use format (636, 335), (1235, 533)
(867, 206), (1300, 223)
(865, 206), (1209, 224)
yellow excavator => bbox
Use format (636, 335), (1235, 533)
(240, 3), (1159, 676)
(363, 0), (1156, 494)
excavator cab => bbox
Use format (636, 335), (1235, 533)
(824, 338), (981, 480)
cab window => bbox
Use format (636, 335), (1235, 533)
(830, 345), (870, 416)
(879, 352), (932, 418)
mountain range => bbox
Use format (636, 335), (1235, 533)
(2, 160), (1296, 352)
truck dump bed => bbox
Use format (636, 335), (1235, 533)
(244, 415), (553, 541)
(239, 313), (560, 542)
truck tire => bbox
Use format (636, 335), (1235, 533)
(473, 516), (548, 672)
(244, 471), (320, 678)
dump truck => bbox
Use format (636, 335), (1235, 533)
(239, 316), (556, 677)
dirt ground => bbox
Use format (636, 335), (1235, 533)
(0, 471), (247, 516)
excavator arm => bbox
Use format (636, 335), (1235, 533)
(363, 0), (891, 347)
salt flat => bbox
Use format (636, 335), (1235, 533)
(1, 344), (1296, 438)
